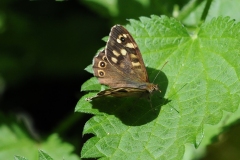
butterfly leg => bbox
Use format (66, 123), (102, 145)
(147, 95), (157, 111)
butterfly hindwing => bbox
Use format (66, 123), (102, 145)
(86, 87), (149, 101)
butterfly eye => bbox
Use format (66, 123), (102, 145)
(99, 61), (106, 68)
(98, 70), (105, 77)
(120, 37), (125, 42)
(102, 56), (107, 61)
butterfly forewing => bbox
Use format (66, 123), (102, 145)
(106, 25), (149, 83)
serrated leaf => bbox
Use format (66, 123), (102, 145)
(77, 15), (240, 159)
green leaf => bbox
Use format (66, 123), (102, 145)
(76, 15), (240, 159)
(81, 77), (109, 92)
(84, 64), (93, 74)
(0, 113), (79, 160)
(81, 77), (100, 91)
(39, 150), (53, 160)
(14, 156), (28, 160)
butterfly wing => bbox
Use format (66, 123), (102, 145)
(93, 50), (142, 88)
(85, 87), (149, 101)
(105, 25), (149, 83)
(87, 25), (160, 101)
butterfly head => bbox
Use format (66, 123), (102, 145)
(147, 83), (160, 93)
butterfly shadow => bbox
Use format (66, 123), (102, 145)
(90, 67), (170, 126)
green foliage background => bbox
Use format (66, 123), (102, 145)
(0, 0), (240, 160)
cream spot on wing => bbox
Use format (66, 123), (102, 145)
(130, 54), (137, 59)
(118, 35), (123, 39)
(111, 57), (118, 63)
(132, 62), (141, 67)
(113, 50), (120, 57)
(123, 34), (128, 38)
(120, 49), (127, 55)
(125, 43), (135, 48)
(117, 38), (121, 43)
(102, 55), (107, 61)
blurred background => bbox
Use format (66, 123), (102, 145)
(0, 0), (239, 159)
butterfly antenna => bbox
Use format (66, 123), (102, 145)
(152, 61), (168, 83)
(162, 83), (188, 113)
(169, 83), (188, 99)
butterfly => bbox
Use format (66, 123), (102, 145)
(86, 25), (160, 101)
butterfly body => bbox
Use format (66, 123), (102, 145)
(86, 25), (160, 101)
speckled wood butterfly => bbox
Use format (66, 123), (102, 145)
(86, 25), (160, 101)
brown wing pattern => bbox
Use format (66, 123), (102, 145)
(105, 25), (149, 83)
(93, 50), (144, 88)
